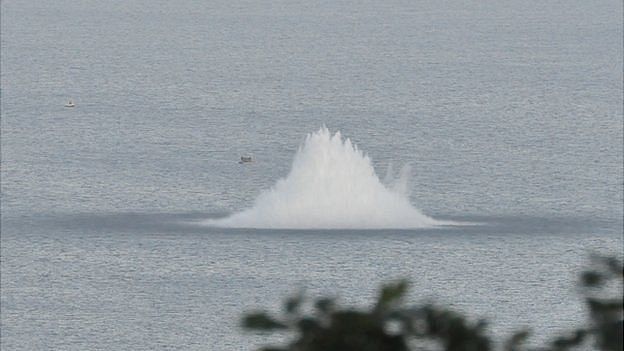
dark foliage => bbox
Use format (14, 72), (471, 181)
(242, 256), (623, 351)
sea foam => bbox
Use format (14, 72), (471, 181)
(206, 127), (443, 229)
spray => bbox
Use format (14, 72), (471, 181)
(206, 127), (444, 229)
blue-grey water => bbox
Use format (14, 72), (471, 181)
(1, 0), (622, 350)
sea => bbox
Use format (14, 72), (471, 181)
(1, 0), (622, 350)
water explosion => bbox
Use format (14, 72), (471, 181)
(206, 127), (444, 229)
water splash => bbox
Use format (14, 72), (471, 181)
(206, 127), (445, 229)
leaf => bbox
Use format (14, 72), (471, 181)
(242, 312), (287, 331)
(314, 298), (335, 315)
(285, 294), (303, 314)
(504, 330), (530, 351)
(297, 317), (321, 334)
(551, 329), (587, 350)
(601, 256), (622, 276)
(581, 271), (604, 287)
(376, 280), (409, 310)
(586, 298), (623, 314)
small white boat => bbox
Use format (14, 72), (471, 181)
(65, 100), (75, 108)
(239, 156), (252, 164)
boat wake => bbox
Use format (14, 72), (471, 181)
(205, 127), (450, 229)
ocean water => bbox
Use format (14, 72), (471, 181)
(1, 0), (622, 350)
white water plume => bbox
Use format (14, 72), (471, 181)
(206, 127), (445, 229)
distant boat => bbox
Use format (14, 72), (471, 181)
(239, 156), (252, 164)
(65, 100), (75, 108)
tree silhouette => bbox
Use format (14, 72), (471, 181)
(242, 256), (622, 351)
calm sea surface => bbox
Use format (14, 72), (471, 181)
(1, 0), (622, 350)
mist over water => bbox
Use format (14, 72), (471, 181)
(206, 127), (443, 229)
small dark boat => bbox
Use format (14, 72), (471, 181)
(239, 156), (252, 164)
